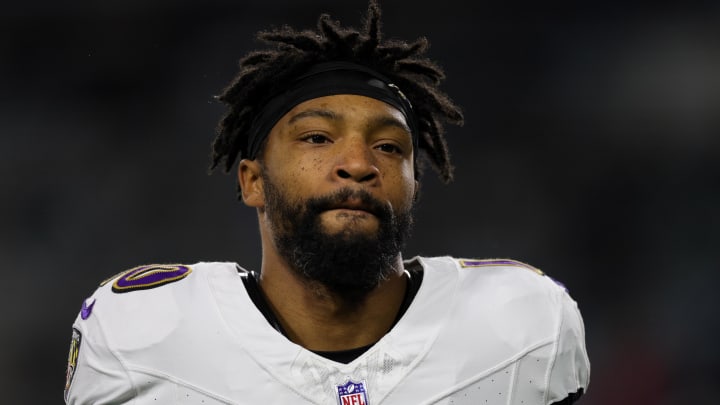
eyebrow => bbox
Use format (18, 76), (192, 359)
(288, 107), (411, 135)
(287, 108), (340, 125)
(365, 115), (412, 136)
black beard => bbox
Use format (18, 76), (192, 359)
(263, 174), (413, 308)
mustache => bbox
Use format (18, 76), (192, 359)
(305, 188), (392, 220)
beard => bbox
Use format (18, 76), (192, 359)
(262, 173), (414, 307)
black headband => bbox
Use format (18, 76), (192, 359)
(246, 61), (419, 159)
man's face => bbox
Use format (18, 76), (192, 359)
(248, 94), (417, 302)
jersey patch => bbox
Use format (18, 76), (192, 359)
(64, 328), (82, 401)
(80, 298), (96, 320)
(459, 258), (545, 276)
(336, 380), (369, 405)
(112, 264), (192, 293)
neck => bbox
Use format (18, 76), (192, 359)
(257, 252), (407, 352)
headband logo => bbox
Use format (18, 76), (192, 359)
(387, 83), (412, 109)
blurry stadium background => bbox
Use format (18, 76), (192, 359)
(1, 0), (719, 403)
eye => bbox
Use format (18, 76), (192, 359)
(375, 143), (403, 154)
(301, 133), (331, 144)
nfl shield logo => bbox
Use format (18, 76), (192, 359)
(336, 380), (369, 405)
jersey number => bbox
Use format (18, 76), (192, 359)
(110, 264), (192, 293)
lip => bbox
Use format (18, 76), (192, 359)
(325, 201), (377, 217)
(326, 206), (375, 216)
(336, 197), (367, 210)
(326, 197), (376, 213)
(326, 207), (374, 216)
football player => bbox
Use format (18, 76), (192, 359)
(65, 1), (589, 404)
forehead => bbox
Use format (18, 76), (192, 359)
(278, 94), (408, 125)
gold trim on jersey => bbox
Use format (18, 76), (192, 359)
(458, 258), (545, 276)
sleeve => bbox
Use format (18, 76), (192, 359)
(64, 304), (136, 404)
(545, 290), (590, 404)
(549, 389), (585, 405)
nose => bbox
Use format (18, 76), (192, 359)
(333, 138), (380, 184)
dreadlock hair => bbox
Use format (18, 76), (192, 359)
(211, 0), (463, 184)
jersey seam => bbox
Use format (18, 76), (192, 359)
(542, 289), (565, 405)
(205, 263), (316, 404)
(93, 305), (140, 402)
(125, 365), (236, 404)
(419, 338), (556, 405)
(574, 301), (591, 390)
(379, 256), (460, 403)
(505, 361), (520, 405)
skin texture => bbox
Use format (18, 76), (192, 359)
(238, 94), (418, 351)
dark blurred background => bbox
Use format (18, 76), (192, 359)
(2, 0), (719, 403)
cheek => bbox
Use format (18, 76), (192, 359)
(272, 154), (327, 194)
(384, 163), (416, 206)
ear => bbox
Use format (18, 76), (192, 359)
(238, 159), (265, 208)
(412, 180), (421, 203)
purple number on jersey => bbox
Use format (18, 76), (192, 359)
(111, 264), (192, 293)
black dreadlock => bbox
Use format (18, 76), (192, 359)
(211, 0), (463, 184)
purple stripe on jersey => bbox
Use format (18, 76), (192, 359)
(461, 259), (520, 267)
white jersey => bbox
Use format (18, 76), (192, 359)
(65, 256), (589, 404)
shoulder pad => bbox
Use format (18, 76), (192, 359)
(99, 264), (192, 293)
(458, 258), (572, 293)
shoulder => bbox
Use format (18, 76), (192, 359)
(89, 261), (240, 301)
(418, 256), (568, 299)
(65, 262), (247, 402)
(458, 257), (567, 297)
(410, 256), (589, 398)
(74, 262), (242, 345)
(417, 256), (578, 340)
